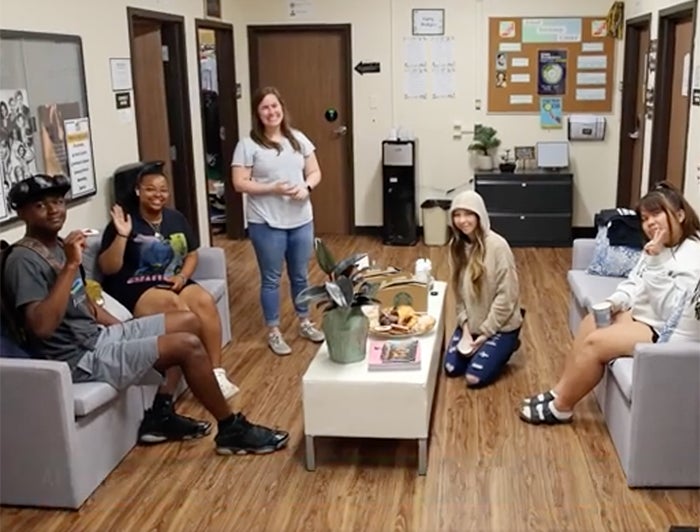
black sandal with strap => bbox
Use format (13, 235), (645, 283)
(519, 400), (573, 425)
(521, 390), (556, 406)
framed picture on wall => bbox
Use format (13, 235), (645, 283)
(412, 9), (445, 36)
(205, 0), (221, 18)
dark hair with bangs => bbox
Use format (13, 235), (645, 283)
(637, 181), (700, 246)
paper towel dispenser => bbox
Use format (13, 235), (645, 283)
(567, 114), (606, 141)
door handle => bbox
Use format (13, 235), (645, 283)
(628, 130), (640, 139)
(333, 125), (348, 136)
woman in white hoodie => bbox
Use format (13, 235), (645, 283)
(444, 190), (523, 388)
(520, 181), (700, 425)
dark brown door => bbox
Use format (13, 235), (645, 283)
(196, 20), (245, 240)
(131, 20), (173, 198)
(649, 3), (695, 191)
(248, 25), (354, 235)
(617, 17), (650, 207)
(128, 8), (199, 237)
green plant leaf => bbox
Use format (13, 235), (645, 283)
(295, 285), (330, 307)
(314, 238), (336, 276)
(325, 281), (348, 307)
(331, 253), (367, 280)
(336, 275), (354, 305)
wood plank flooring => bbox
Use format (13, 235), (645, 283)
(1, 235), (698, 531)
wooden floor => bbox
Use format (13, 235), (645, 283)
(1, 235), (698, 531)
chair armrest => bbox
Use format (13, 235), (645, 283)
(0, 359), (77, 502)
(192, 247), (227, 281)
(628, 342), (700, 485)
(571, 238), (596, 270)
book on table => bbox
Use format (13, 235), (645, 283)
(368, 339), (421, 371)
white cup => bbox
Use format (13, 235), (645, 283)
(591, 301), (612, 328)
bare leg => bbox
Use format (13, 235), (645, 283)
(179, 285), (223, 367)
(552, 311), (653, 411)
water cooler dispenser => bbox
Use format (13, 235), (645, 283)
(382, 140), (417, 246)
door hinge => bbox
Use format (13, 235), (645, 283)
(170, 144), (177, 160)
(162, 45), (169, 62)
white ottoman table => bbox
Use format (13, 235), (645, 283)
(301, 281), (446, 475)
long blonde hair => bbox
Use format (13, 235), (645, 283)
(449, 217), (487, 299)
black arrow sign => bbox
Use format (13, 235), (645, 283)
(354, 61), (380, 75)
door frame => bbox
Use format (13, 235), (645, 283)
(648, 0), (697, 190)
(616, 14), (652, 207)
(127, 7), (199, 237)
(194, 18), (245, 240)
(247, 24), (356, 233)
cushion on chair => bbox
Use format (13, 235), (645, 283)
(609, 358), (634, 402)
(103, 291), (133, 322)
(196, 279), (226, 301)
(567, 270), (622, 309)
(73, 382), (119, 416)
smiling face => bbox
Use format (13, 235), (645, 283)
(639, 206), (683, 245)
(452, 208), (480, 238)
(137, 173), (169, 213)
(256, 93), (284, 131)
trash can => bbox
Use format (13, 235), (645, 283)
(421, 199), (451, 246)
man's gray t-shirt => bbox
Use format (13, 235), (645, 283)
(231, 129), (315, 229)
(3, 245), (101, 369)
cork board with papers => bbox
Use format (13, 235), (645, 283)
(488, 17), (616, 113)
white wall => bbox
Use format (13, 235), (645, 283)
(624, 0), (700, 212)
(0, 0), (211, 244)
(226, 0), (618, 227)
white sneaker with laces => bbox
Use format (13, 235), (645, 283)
(213, 368), (239, 399)
(268, 331), (292, 355)
(299, 321), (325, 343)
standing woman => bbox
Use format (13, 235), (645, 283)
(97, 166), (238, 398)
(443, 190), (524, 387)
(231, 86), (324, 355)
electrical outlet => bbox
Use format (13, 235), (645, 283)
(475, 99), (482, 110)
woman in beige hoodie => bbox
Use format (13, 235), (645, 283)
(444, 190), (523, 387)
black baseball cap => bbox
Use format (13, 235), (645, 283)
(8, 174), (71, 209)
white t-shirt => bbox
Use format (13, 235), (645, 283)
(231, 129), (314, 229)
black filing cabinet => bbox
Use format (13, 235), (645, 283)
(474, 170), (573, 247)
(382, 140), (417, 245)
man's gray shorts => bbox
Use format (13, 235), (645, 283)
(73, 314), (166, 390)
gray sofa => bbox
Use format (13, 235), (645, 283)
(0, 235), (232, 509)
(567, 238), (700, 488)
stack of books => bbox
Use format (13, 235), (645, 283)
(367, 339), (421, 371)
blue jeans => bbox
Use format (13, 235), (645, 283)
(248, 221), (314, 327)
(443, 326), (521, 387)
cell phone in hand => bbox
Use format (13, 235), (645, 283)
(155, 281), (174, 289)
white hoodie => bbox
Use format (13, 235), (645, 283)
(606, 235), (700, 342)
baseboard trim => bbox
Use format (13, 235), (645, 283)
(572, 226), (596, 239)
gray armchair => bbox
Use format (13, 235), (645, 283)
(0, 235), (232, 508)
(568, 238), (700, 487)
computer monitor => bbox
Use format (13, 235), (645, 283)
(536, 141), (569, 170)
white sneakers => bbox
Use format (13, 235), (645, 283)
(213, 367), (239, 399)
(267, 321), (325, 356)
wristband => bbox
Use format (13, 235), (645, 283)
(117, 233), (129, 239)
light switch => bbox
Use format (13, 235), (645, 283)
(369, 95), (378, 110)
(453, 120), (462, 129)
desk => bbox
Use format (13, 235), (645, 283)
(301, 281), (446, 475)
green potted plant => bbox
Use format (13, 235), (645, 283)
(295, 239), (380, 364)
(468, 124), (501, 170)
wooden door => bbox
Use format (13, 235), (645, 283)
(617, 19), (650, 207)
(248, 26), (354, 235)
(650, 3), (695, 191)
(131, 19), (174, 200)
(664, 17), (693, 189)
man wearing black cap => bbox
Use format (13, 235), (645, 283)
(2, 174), (289, 455)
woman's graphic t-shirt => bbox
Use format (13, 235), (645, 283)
(99, 208), (199, 309)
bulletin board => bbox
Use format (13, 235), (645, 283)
(488, 17), (616, 113)
(0, 30), (97, 225)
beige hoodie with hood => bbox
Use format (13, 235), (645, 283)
(450, 191), (523, 337)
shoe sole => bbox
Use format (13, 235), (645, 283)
(139, 424), (212, 445)
(517, 410), (573, 426)
(215, 435), (289, 456)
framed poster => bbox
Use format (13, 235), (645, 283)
(0, 30), (97, 225)
(412, 9), (445, 36)
(205, 0), (221, 18)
